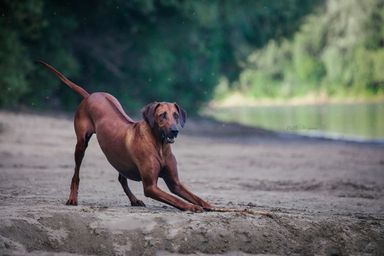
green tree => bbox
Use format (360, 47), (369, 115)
(0, 0), (319, 113)
(231, 0), (384, 100)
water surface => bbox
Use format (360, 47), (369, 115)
(205, 103), (384, 141)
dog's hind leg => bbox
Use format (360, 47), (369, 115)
(66, 111), (94, 205)
(118, 174), (145, 207)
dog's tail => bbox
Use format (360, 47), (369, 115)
(36, 59), (90, 98)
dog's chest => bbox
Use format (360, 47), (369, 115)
(118, 167), (141, 181)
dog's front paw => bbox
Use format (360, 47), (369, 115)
(186, 204), (204, 213)
(200, 201), (213, 210)
(131, 200), (146, 207)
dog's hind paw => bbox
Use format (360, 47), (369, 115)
(131, 200), (146, 207)
(66, 199), (78, 206)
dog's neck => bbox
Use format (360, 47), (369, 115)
(139, 120), (171, 157)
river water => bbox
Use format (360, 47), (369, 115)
(205, 102), (384, 141)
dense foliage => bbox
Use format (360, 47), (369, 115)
(228, 0), (384, 100)
(0, 0), (318, 113)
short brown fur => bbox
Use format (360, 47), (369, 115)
(38, 60), (211, 212)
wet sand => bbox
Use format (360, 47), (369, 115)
(0, 111), (383, 255)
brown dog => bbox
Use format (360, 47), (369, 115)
(38, 60), (212, 212)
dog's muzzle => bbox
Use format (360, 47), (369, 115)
(163, 127), (179, 144)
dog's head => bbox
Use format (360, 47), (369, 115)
(142, 102), (186, 144)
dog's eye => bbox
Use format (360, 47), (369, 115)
(160, 112), (167, 119)
(173, 112), (179, 119)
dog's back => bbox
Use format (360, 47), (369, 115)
(77, 92), (140, 174)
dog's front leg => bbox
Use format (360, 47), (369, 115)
(140, 164), (203, 212)
(163, 154), (212, 210)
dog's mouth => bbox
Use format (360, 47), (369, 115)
(165, 136), (175, 144)
(162, 132), (177, 144)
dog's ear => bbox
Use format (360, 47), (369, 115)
(142, 102), (160, 128)
(174, 103), (187, 128)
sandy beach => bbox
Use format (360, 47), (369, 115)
(0, 111), (383, 255)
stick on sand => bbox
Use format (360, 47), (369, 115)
(207, 207), (273, 218)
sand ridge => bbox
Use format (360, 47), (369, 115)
(0, 111), (383, 255)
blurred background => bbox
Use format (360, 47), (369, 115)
(1, 0), (383, 140)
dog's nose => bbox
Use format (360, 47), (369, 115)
(170, 127), (179, 137)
